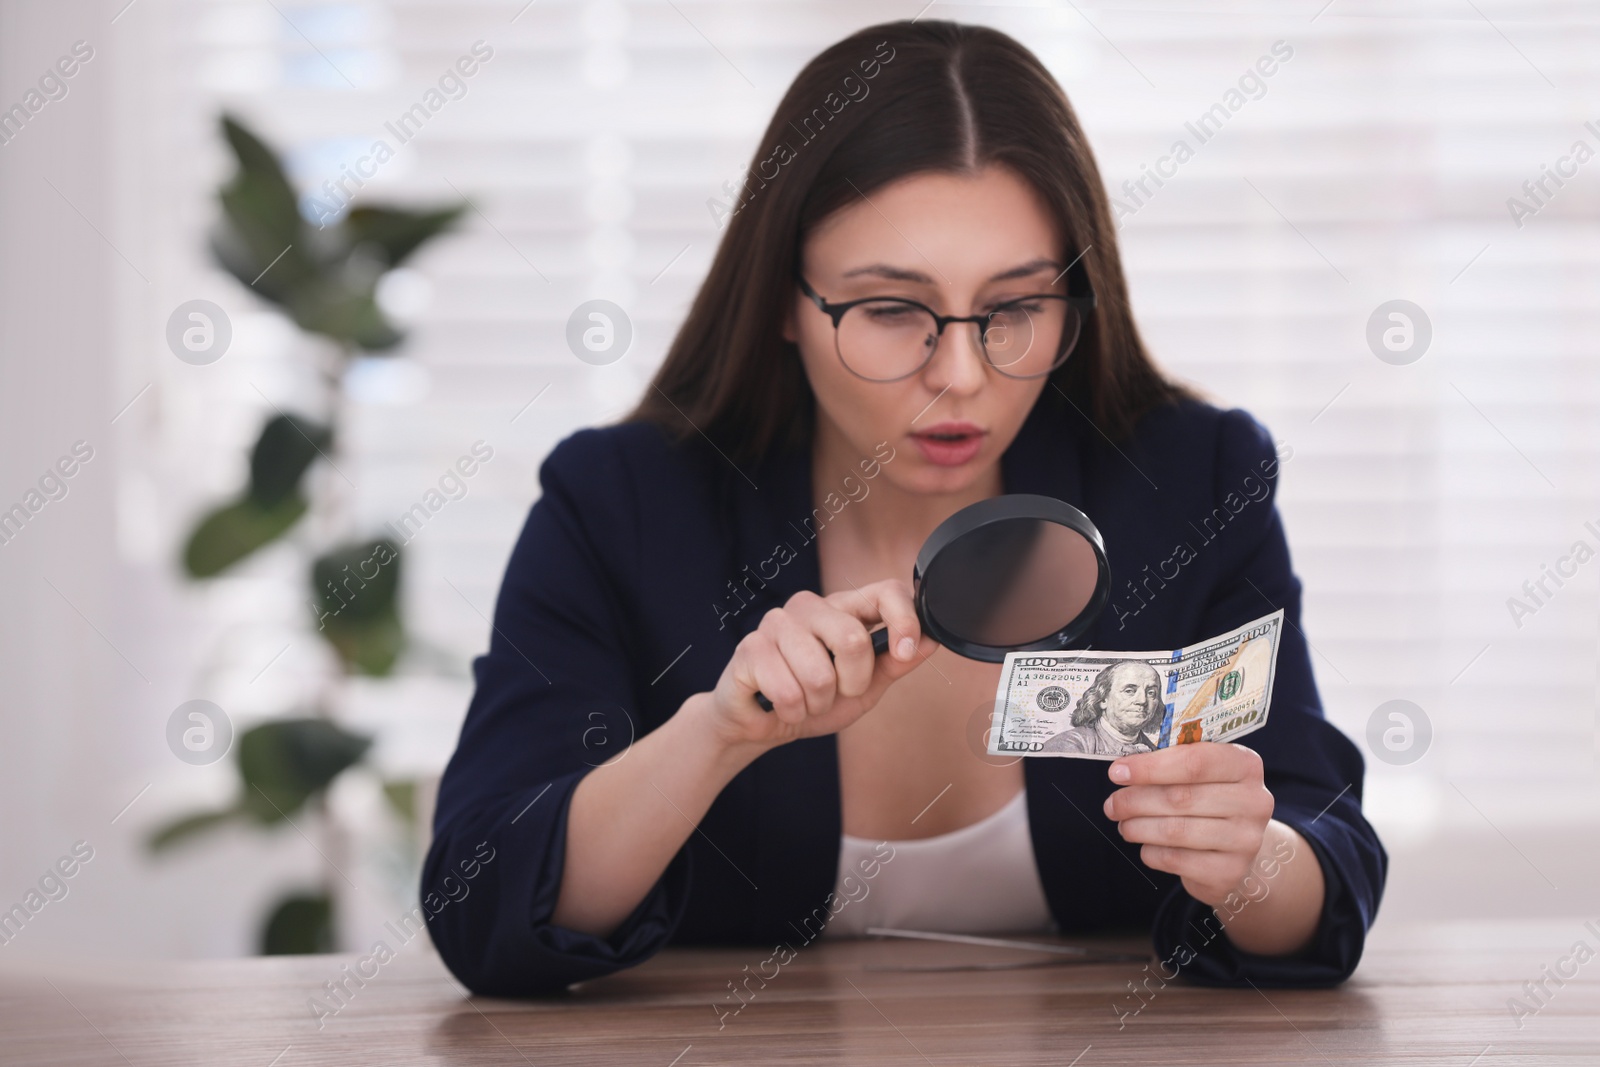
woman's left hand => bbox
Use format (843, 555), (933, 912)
(1101, 742), (1276, 908)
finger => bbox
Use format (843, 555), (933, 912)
(764, 610), (838, 718)
(1109, 742), (1263, 787)
(853, 631), (940, 711)
(1103, 782), (1264, 821)
(1116, 815), (1262, 854)
(827, 579), (922, 661)
(824, 618), (877, 699)
(784, 597), (876, 699)
(736, 632), (806, 724)
(1137, 844), (1252, 889)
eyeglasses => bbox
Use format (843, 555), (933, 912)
(795, 259), (1095, 383)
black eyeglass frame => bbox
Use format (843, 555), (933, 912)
(795, 254), (1097, 383)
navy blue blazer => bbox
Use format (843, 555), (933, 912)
(423, 387), (1386, 996)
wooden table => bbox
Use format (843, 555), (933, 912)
(2, 922), (1595, 1064)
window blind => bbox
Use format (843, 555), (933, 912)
(123, 0), (1599, 896)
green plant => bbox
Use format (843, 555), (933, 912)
(149, 114), (464, 954)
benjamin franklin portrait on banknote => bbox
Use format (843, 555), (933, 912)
(1039, 660), (1166, 757)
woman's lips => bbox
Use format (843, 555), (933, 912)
(910, 422), (986, 467)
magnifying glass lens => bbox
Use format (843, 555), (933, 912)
(920, 518), (1101, 647)
(752, 495), (1109, 710)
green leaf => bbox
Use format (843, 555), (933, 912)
(206, 112), (465, 353)
(311, 540), (401, 623)
(312, 540), (405, 675)
(219, 115), (298, 220)
(218, 115), (301, 243)
(213, 115), (315, 301)
(332, 614), (405, 676)
(344, 205), (467, 267)
(286, 287), (403, 352)
(261, 892), (335, 955)
(182, 495), (308, 578)
(238, 718), (372, 824)
(146, 808), (242, 853)
(381, 779), (417, 825)
(249, 414), (331, 506)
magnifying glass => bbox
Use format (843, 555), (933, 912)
(754, 493), (1110, 711)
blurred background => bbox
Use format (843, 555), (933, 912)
(0, 0), (1595, 961)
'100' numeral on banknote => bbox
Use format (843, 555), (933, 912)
(986, 610), (1285, 760)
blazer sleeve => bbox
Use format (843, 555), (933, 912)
(422, 428), (692, 996)
(1149, 409), (1388, 987)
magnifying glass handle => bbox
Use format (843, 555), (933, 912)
(753, 626), (892, 712)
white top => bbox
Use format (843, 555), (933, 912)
(822, 788), (1057, 939)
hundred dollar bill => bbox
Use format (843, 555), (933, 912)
(986, 610), (1284, 759)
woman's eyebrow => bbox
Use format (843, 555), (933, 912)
(840, 263), (934, 283)
(839, 259), (1062, 284)
(988, 257), (1062, 282)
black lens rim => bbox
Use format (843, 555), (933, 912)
(833, 296), (1083, 383)
(913, 493), (1110, 662)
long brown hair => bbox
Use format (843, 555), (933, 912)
(624, 19), (1193, 466)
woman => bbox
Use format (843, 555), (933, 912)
(423, 19), (1385, 996)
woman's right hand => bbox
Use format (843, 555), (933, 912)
(702, 579), (939, 750)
